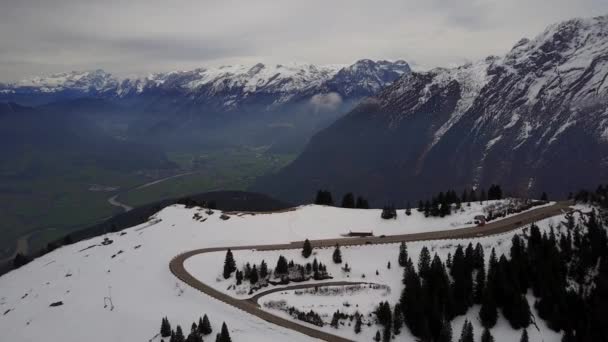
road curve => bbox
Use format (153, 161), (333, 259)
(169, 201), (572, 342)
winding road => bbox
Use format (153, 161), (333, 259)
(169, 201), (572, 342)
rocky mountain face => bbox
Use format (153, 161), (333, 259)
(255, 15), (608, 204)
(0, 60), (410, 110)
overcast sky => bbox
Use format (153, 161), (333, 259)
(1, 0), (606, 82)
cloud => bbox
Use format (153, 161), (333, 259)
(0, 0), (607, 81)
(310, 93), (343, 112)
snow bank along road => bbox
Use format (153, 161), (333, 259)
(170, 201), (572, 342)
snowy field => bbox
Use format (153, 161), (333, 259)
(0, 200), (564, 341)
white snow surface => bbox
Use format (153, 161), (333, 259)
(0, 200), (565, 342)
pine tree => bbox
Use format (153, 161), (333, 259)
(418, 246), (431, 278)
(174, 325), (185, 342)
(275, 255), (288, 275)
(398, 242), (408, 267)
(234, 270), (242, 285)
(374, 330), (381, 342)
(260, 260), (268, 278)
(330, 311), (340, 328)
(341, 193), (355, 208)
(199, 314), (212, 335)
(250, 264), (259, 284)
(437, 320), (453, 342)
(222, 249), (236, 279)
(314, 190), (334, 205)
(217, 322), (232, 342)
(520, 329), (529, 342)
(458, 320), (474, 342)
(481, 328), (494, 342)
(405, 202), (412, 216)
(161, 317), (172, 337)
(332, 244), (342, 263)
(451, 245), (473, 315)
(302, 239), (313, 258)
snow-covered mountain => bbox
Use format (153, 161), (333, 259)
(0, 60), (410, 110)
(256, 15), (608, 203)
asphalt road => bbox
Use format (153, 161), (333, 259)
(169, 201), (572, 342)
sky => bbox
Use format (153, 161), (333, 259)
(0, 0), (607, 82)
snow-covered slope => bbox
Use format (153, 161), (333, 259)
(0, 201), (567, 342)
(258, 15), (608, 203)
(0, 60), (410, 110)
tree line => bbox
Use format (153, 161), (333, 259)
(160, 314), (232, 342)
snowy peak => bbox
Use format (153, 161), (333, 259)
(505, 15), (608, 68)
(324, 59), (411, 97)
(10, 69), (118, 94)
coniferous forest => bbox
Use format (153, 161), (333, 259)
(384, 207), (608, 342)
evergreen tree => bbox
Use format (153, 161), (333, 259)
(235, 270), (243, 285)
(437, 320), (453, 342)
(260, 260), (268, 278)
(381, 205), (397, 219)
(481, 328), (494, 342)
(451, 245), (473, 315)
(341, 193), (355, 208)
(374, 330), (381, 342)
(458, 320), (474, 342)
(541, 192), (548, 201)
(400, 264), (425, 338)
(174, 325), (185, 342)
(275, 255), (288, 275)
(398, 242), (408, 267)
(332, 244), (342, 263)
(418, 246), (431, 278)
(330, 311), (340, 328)
(314, 190), (334, 206)
(520, 329), (529, 342)
(217, 322), (232, 342)
(302, 239), (313, 258)
(250, 264), (259, 284)
(161, 317), (172, 337)
(222, 249), (236, 279)
(474, 242), (485, 270)
(199, 314), (212, 335)
(405, 202), (412, 216)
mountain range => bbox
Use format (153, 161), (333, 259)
(0, 60), (410, 110)
(255, 15), (608, 203)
